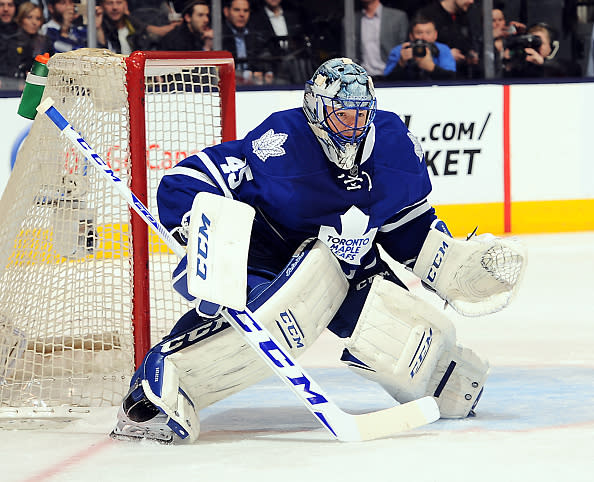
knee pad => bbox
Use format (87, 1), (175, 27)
(341, 276), (489, 418)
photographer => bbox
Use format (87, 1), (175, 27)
(502, 23), (570, 78)
(417, 0), (479, 79)
(384, 14), (455, 81)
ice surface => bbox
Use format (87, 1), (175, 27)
(1, 232), (593, 482)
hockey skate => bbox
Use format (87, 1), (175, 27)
(110, 406), (174, 444)
(109, 379), (175, 444)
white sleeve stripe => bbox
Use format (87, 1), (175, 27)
(163, 166), (217, 188)
(197, 152), (233, 198)
(379, 201), (432, 232)
(395, 196), (429, 215)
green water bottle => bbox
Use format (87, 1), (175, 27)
(17, 53), (51, 120)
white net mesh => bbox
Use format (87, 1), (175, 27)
(0, 49), (231, 413)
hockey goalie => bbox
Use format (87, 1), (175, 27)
(110, 58), (526, 443)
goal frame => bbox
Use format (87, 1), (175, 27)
(0, 49), (237, 416)
(126, 51), (236, 368)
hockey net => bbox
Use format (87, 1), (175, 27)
(0, 49), (236, 418)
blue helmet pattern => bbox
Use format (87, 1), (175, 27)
(303, 58), (377, 170)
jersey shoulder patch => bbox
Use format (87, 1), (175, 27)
(407, 131), (424, 163)
(251, 129), (288, 162)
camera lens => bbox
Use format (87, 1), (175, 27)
(412, 41), (427, 57)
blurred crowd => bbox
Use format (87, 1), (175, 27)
(1, 0), (594, 90)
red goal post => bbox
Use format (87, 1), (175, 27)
(0, 49), (236, 416)
(126, 51), (236, 368)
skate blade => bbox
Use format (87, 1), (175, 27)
(109, 428), (174, 444)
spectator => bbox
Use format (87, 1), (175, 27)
(97, 0), (153, 54)
(250, 0), (311, 84)
(128, 0), (181, 29)
(222, 0), (270, 85)
(0, 0), (28, 83)
(491, 4), (525, 77)
(417, 0), (480, 78)
(16, 1), (52, 66)
(26, 0), (49, 22)
(40, 0), (88, 53)
(0, 0), (17, 37)
(250, 0), (305, 53)
(97, 0), (181, 54)
(384, 13), (455, 81)
(159, 0), (212, 51)
(354, 0), (408, 78)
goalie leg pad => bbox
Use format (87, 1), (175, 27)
(342, 276), (489, 418)
(172, 238), (348, 410)
(115, 238), (349, 441)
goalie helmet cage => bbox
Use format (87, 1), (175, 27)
(0, 49), (236, 417)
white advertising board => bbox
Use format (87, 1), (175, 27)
(510, 82), (594, 201)
(0, 97), (33, 196)
(379, 84), (504, 205)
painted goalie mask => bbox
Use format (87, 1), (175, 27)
(303, 58), (377, 170)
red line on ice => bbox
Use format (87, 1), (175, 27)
(23, 437), (115, 482)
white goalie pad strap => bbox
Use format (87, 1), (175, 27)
(187, 192), (255, 310)
(141, 356), (201, 442)
(172, 239), (349, 410)
(413, 229), (527, 316)
(343, 277), (489, 418)
(426, 344), (489, 418)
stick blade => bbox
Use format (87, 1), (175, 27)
(350, 396), (440, 442)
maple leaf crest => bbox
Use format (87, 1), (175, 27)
(407, 132), (424, 163)
(252, 129), (288, 162)
(318, 206), (378, 266)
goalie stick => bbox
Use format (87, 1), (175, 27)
(37, 97), (440, 442)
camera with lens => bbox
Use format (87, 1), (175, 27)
(409, 39), (439, 58)
(502, 34), (542, 59)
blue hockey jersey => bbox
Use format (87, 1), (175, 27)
(157, 107), (437, 282)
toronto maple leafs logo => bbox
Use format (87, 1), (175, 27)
(318, 206), (378, 265)
(407, 132), (424, 163)
(252, 129), (288, 162)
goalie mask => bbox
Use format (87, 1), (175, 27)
(303, 58), (377, 170)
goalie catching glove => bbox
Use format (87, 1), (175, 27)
(413, 228), (526, 316)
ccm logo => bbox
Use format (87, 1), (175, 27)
(195, 213), (211, 280)
(161, 318), (228, 354)
(233, 310), (328, 406)
(410, 328), (433, 378)
(426, 240), (449, 283)
(275, 310), (305, 349)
